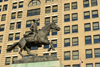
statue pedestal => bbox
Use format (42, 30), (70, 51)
(11, 56), (64, 67)
(11, 60), (64, 67)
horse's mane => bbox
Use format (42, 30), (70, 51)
(40, 23), (52, 30)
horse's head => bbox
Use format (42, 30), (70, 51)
(51, 22), (60, 31)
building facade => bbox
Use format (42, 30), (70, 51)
(0, 0), (100, 67)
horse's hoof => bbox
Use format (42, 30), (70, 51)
(48, 49), (50, 51)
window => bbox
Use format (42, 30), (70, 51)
(72, 25), (78, 33)
(28, 0), (40, 6)
(93, 22), (99, 30)
(1, 14), (6, 21)
(4, 0), (8, 1)
(85, 23), (91, 31)
(10, 23), (15, 30)
(26, 20), (33, 27)
(91, 0), (97, 6)
(86, 49), (92, 58)
(12, 56), (18, 64)
(0, 24), (5, 31)
(52, 16), (57, 23)
(8, 34), (13, 41)
(52, 5), (58, 12)
(16, 22), (21, 29)
(84, 11), (90, 19)
(73, 64), (80, 67)
(86, 64), (93, 67)
(64, 51), (70, 60)
(94, 35), (100, 43)
(64, 38), (70, 47)
(3, 4), (7, 11)
(13, 46), (18, 52)
(45, 17), (50, 25)
(5, 57), (11, 65)
(72, 50), (79, 60)
(46, 0), (51, 3)
(95, 49), (100, 58)
(27, 8), (40, 17)
(95, 63), (100, 67)
(0, 5), (2, 11)
(45, 6), (51, 13)
(64, 14), (70, 22)
(72, 37), (78, 46)
(0, 46), (1, 54)
(17, 11), (22, 18)
(72, 2), (77, 9)
(51, 52), (57, 57)
(83, 0), (89, 7)
(64, 3), (70, 11)
(30, 46), (38, 50)
(44, 45), (49, 49)
(64, 26), (70, 34)
(43, 53), (49, 56)
(92, 10), (98, 18)
(0, 35), (3, 42)
(0, 0), (2, 2)
(7, 45), (12, 53)
(52, 0), (58, 2)
(37, 19), (40, 26)
(85, 36), (91, 44)
(52, 29), (57, 35)
(11, 12), (16, 19)
(19, 1), (23, 8)
(15, 33), (20, 40)
(13, 3), (17, 9)
(52, 40), (57, 48)
(72, 13), (78, 21)
(64, 65), (70, 67)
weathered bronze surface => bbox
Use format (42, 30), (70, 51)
(7, 19), (60, 57)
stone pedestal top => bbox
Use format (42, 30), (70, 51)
(14, 56), (58, 64)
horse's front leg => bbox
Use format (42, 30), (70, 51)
(48, 42), (55, 51)
(25, 46), (36, 56)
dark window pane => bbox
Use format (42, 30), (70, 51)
(72, 2), (77, 9)
(84, 11), (90, 19)
(64, 3), (70, 11)
(85, 36), (91, 44)
(72, 25), (78, 33)
(44, 45), (49, 49)
(0, 24), (5, 31)
(85, 23), (91, 31)
(3, 4), (8, 11)
(91, 0), (97, 6)
(95, 49), (100, 58)
(83, 0), (89, 8)
(86, 49), (92, 58)
(27, 8), (40, 17)
(94, 35), (100, 43)
(93, 22), (99, 30)
(92, 10), (98, 18)
(64, 38), (70, 47)
(64, 14), (70, 22)
(30, 46), (38, 50)
(64, 51), (70, 60)
(52, 40), (57, 48)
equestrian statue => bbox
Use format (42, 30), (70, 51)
(6, 19), (60, 57)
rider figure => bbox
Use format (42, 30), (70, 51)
(24, 19), (38, 42)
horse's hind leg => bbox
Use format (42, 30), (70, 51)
(19, 48), (24, 57)
(48, 42), (55, 51)
(25, 46), (36, 56)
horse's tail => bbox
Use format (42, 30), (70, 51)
(6, 42), (19, 51)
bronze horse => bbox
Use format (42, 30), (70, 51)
(7, 22), (60, 57)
